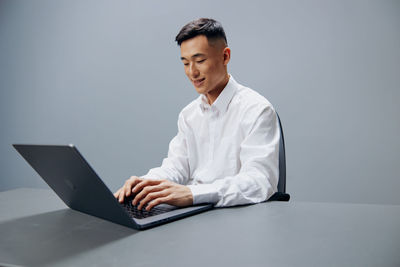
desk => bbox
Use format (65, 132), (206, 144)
(1, 188), (399, 267)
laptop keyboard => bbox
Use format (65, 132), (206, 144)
(121, 196), (173, 219)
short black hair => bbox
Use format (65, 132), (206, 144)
(175, 18), (227, 46)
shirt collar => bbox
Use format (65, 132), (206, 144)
(199, 75), (237, 114)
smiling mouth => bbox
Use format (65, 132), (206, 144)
(193, 78), (205, 87)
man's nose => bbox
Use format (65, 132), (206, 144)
(189, 63), (200, 78)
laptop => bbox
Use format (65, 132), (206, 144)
(13, 144), (213, 230)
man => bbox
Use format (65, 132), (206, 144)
(114, 18), (280, 211)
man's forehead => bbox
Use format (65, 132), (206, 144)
(180, 35), (220, 59)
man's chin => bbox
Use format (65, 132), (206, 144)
(194, 86), (207, 95)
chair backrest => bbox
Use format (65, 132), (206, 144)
(268, 112), (290, 201)
(276, 112), (286, 193)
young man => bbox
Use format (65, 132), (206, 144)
(114, 18), (280, 211)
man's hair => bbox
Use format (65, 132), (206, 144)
(175, 18), (227, 46)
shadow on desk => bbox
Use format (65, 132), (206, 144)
(0, 209), (136, 267)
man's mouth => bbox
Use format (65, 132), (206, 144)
(193, 78), (205, 87)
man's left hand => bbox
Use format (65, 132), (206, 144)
(131, 179), (193, 211)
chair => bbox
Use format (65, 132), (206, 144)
(268, 112), (290, 201)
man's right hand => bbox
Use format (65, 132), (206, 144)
(113, 176), (144, 203)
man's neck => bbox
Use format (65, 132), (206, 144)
(206, 74), (230, 105)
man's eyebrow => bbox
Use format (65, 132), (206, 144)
(180, 53), (206, 60)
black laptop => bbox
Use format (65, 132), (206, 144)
(13, 144), (213, 230)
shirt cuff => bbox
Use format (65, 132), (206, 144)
(187, 184), (219, 205)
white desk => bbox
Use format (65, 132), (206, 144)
(1, 188), (399, 267)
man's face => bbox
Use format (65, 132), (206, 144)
(180, 35), (230, 99)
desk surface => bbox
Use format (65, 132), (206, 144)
(1, 188), (399, 267)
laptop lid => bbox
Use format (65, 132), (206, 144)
(13, 144), (213, 230)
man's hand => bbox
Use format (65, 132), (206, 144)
(114, 176), (144, 203)
(113, 176), (193, 211)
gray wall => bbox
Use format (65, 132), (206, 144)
(1, 0), (399, 205)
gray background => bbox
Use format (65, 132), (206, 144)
(1, 0), (399, 205)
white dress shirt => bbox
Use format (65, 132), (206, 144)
(142, 75), (280, 207)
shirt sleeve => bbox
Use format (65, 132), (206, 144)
(187, 106), (280, 207)
(141, 112), (190, 185)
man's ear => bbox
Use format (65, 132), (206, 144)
(223, 47), (231, 66)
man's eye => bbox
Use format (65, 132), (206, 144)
(197, 59), (206, 63)
(183, 63), (189, 66)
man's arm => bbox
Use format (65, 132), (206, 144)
(188, 106), (280, 207)
(141, 112), (190, 184)
(114, 112), (193, 210)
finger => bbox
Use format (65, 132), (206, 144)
(131, 180), (161, 203)
(113, 188), (121, 198)
(138, 190), (169, 210)
(124, 183), (133, 197)
(118, 190), (125, 203)
(133, 184), (164, 206)
(115, 188), (125, 202)
(146, 196), (171, 211)
(132, 179), (161, 194)
(124, 176), (142, 197)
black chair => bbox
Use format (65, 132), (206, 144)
(268, 112), (290, 201)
